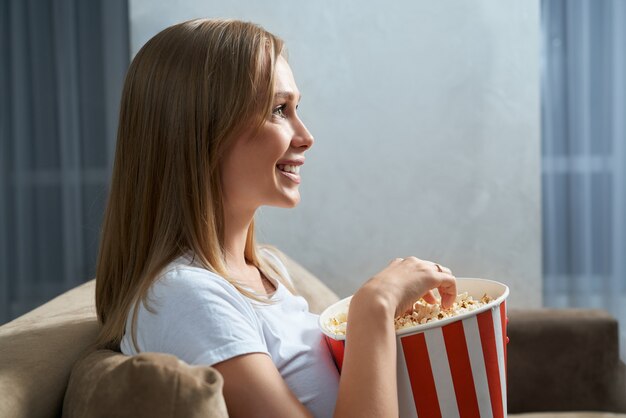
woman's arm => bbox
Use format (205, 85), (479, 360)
(213, 353), (314, 418)
(333, 289), (398, 417)
(213, 294), (397, 418)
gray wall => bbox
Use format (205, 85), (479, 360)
(130, 0), (541, 309)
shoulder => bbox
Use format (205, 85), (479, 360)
(123, 258), (267, 363)
(151, 261), (253, 314)
(156, 261), (230, 293)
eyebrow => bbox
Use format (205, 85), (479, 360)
(274, 91), (301, 103)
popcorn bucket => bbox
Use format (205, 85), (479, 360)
(320, 278), (509, 418)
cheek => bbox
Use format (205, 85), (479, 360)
(225, 128), (290, 185)
(245, 152), (278, 186)
(222, 151), (252, 191)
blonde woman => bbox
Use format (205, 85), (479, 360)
(95, 18), (457, 418)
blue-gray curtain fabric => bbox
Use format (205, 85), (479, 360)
(542, 0), (626, 359)
(0, 0), (129, 324)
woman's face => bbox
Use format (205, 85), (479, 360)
(221, 56), (314, 213)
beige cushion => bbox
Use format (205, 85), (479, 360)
(62, 349), (227, 418)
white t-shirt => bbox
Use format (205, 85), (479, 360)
(120, 248), (340, 417)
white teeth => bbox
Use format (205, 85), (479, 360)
(277, 164), (300, 174)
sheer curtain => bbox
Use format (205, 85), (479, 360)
(542, 0), (626, 359)
(0, 0), (129, 324)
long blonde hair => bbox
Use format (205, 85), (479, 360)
(95, 18), (296, 351)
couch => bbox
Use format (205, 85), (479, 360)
(1, 247), (625, 418)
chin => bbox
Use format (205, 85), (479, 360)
(282, 198), (300, 208)
(267, 201), (299, 209)
(264, 184), (301, 208)
(274, 193), (301, 208)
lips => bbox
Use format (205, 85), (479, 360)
(276, 166), (301, 184)
(276, 159), (305, 166)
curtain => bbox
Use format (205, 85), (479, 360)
(0, 0), (129, 324)
(541, 0), (626, 360)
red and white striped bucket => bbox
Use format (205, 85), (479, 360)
(320, 278), (509, 418)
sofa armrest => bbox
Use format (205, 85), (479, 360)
(507, 308), (626, 414)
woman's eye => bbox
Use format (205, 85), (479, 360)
(272, 104), (287, 118)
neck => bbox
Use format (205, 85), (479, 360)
(223, 201), (256, 273)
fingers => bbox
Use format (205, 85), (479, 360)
(422, 290), (438, 305)
(397, 256), (451, 275)
(390, 255), (457, 309)
(435, 263), (452, 275)
(436, 274), (458, 309)
(432, 262), (455, 308)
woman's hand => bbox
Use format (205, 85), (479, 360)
(354, 256), (457, 319)
(334, 257), (457, 417)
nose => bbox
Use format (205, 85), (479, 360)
(292, 118), (314, 150)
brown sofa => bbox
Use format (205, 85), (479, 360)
(1, 247), (625, 418)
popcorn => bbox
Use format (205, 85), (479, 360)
(394, 292), (493, 330)
(325, 310), (349, 335)
(324, 292), (493, 336)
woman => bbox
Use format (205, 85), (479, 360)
(95, 18), (457, 417)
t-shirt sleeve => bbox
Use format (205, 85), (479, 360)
(131, 267), (269, 366)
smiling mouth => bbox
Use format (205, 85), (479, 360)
(276, 166), (301, 184)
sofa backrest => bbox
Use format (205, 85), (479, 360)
(0, 280), (99, 418)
